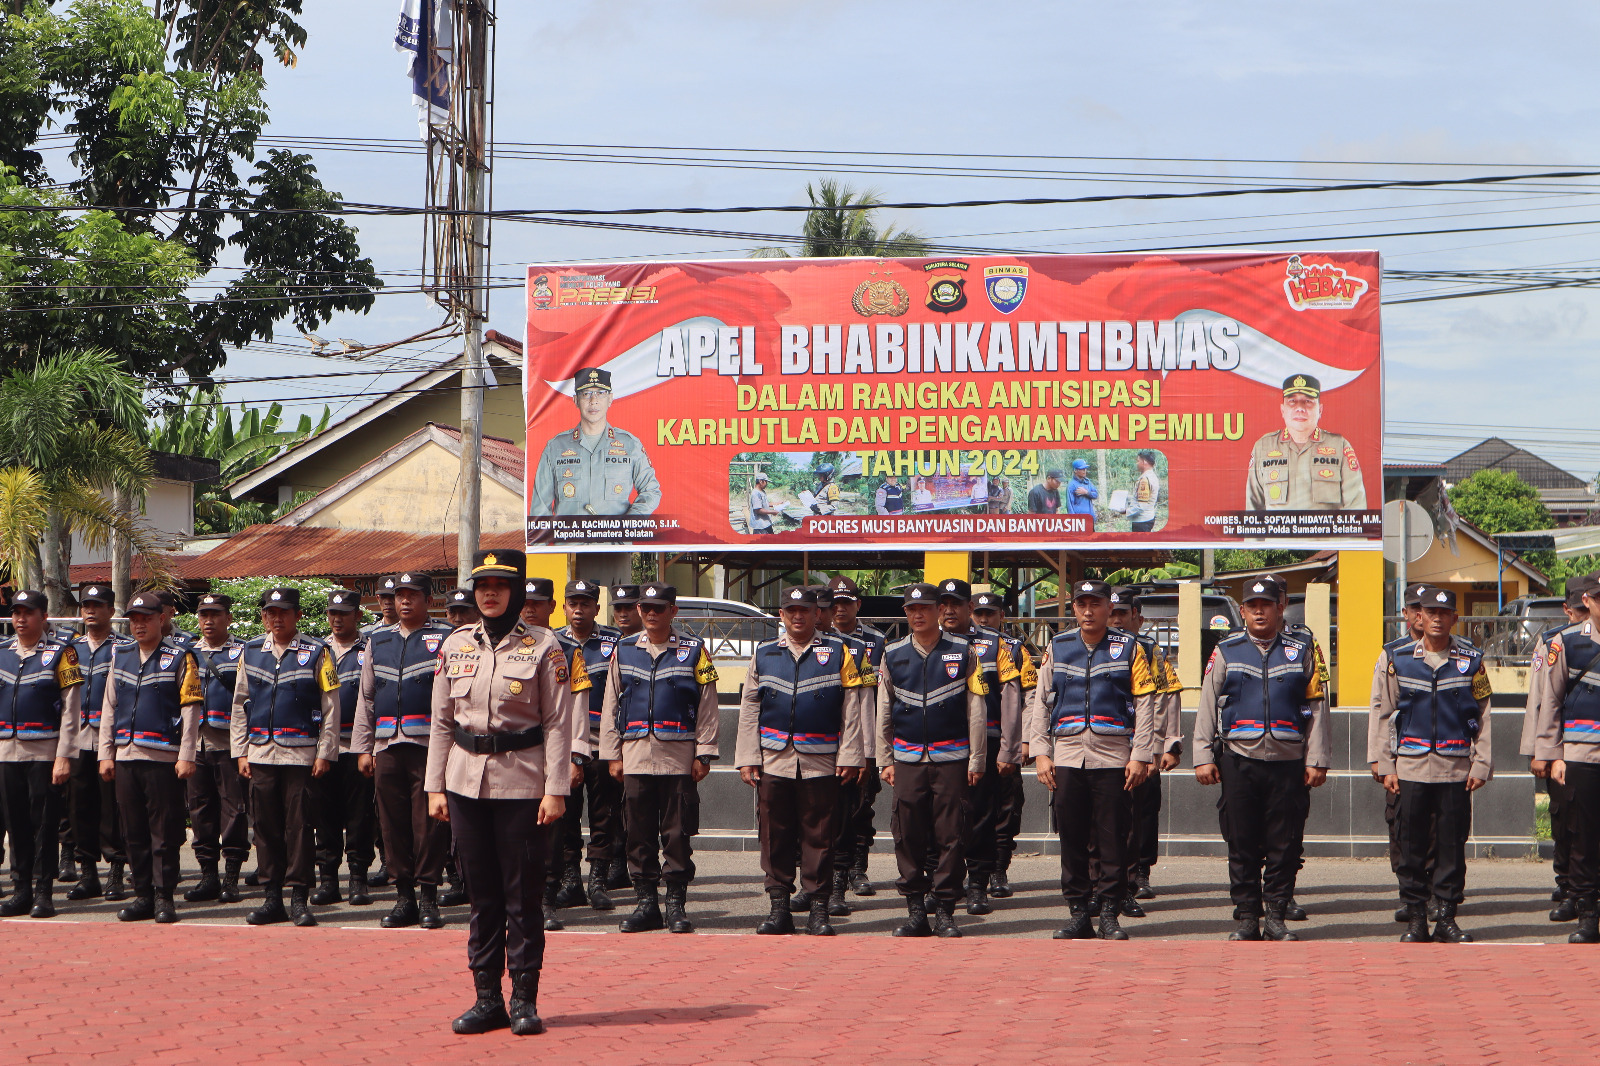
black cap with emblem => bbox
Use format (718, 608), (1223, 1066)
(446, 587), (473, 607)
(126, 592), (164, 616)
(524, 578), (554, 602)
(1241, 576), (1284, 603)
(393, 571), (430, 595)
(470, 549), (525, 579)
(973, 591), (1004, 611)
(902, 583), (939, 606)
(9, 589), (44, 612)
(196, 593), (234, 613)
(1421, 586), (1457, 611)
(1282, 374), (1321, 399)
(781, 586), (818, 608)
(1108, 586), (1141, 611)
(1403, 582), (1430, 608)
(564, 579), (599, 601)
(611, 584), (640, 606)
(936, 578), (972, 603)
(259, 587), (301, 610)
(810, 584), (835, 607)
(827, 575), (861, 601)
(325, 590), (360, 613)
(574, 367), (612, 393)
(1071, 580), (1111, 602)
(377, 574), (399, 598)
(77, 584), (114, 606)
(637, 584), (677, 607)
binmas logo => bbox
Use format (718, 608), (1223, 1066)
(1283, 255), (1369, 311)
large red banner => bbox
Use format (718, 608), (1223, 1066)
(523, 252), (1382, 552)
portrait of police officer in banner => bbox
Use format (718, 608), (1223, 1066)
(531, 367), (663, 517)
(1245, 374), (1367, 512)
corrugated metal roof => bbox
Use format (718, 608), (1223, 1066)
(69, 554), (219, 585)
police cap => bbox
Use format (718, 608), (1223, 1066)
(1420, 586), (1457, 611)
(1241, 576), (1285, 603)
(810, 584), (836, 607)
(1071, 580), (1111, 602)
(902, 583), (939, 606)
(196, 593), (234, 613)
(524, 578), (555, 602)
(637, 584), (677, 607)
(936, 578), (972, 603)
(392, 572), (430, 595)
(260, 587), (301, 610)
(564, 579), (600, 601)
(377, 575), (399, 597)
(827, 575), (861, 601)
(77, 584), (114, 606)
(973, 591), (1004, 611)
(8, 589), (44, 613)
(611, 584), (641, 606)
(781, 586), (819, 608)
(574, 367), (612, 393)
(1403, 582), (1430, 607)
(125, 592), (164, 616)
(325, 590), (360, 613)
(1282, 374), (1321, 399)
(446, 587), (473, 607)
(1109, 585), (1142, 611)
(471, 550), (525, 579)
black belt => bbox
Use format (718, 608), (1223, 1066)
(452, 724), (544, 755)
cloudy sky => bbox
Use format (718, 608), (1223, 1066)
(213, 0), (1600, 478)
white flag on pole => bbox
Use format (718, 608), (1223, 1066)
(395, 0), (452, 139)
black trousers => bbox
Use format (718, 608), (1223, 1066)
(832, 760), (880, 869)
(890, 760), (967, 901)
(68, 749), (124, 865)
(249, 763), (314, 890)
(995, 770), (1026, 860)
(374, 743), (449, 887)
(448, 792), (547, 975)
(758, 772), (840, 895)
(0, 760), (62, 888)
(188, 748), (250, 865)
(961, 748), (1002, 881)
(1561, 762), (1600, 901)
(114, 760), (186, 896)
(1128, 772), (1162, 874)
(313, 752), (376, 871)
(1053, 766), (1130, 905)
(556, 759), (623, 868)
(1216, 752), (1309, 915)
(622, 774), (698, 886)
(1395, 779), (1473, 907)
(1550, 775), (1573, 893)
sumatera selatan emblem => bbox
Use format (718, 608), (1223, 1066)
(851, 276), (911, 317)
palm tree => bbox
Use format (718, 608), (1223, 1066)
(750, 180), (933, 258)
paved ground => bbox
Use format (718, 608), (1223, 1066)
(3, 851), (1597, 1063)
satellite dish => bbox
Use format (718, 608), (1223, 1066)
(1383, 500), (1434, 564)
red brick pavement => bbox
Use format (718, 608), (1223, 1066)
(2, 920), (1595, 1064)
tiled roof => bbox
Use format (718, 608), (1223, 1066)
(429, 423), (525, 480)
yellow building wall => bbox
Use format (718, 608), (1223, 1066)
(300, 440), (525, 535)
(1402, 532), (1535, 616)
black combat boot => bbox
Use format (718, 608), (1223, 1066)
(757, 887), (793, 935)
(849, 852), (875, 896)
(219, 858), (242, 904)
(1229, 913), (1262, 941)
(1053, 902), (1094, 940)
(1098, 899), (1129, 941)
(382, 883), (420, 928)
(828, 869), (852, 917)
(1550, 892), (1579, 922)
(806, 897), (835, 936)
(1120, 892), (1146, 919)
(619, 878), (663, 933)
(586, 863), (613, 911)
(1133, 866), (1156, 900)
(1399, 904), (1431, 943)
(104, 861), (128, 902)
(1569, 899), (1600, 944)
(452, 969), (510, 1034)
(440, 866), (468, 907)
(67, 861), (101, 901)
(246, 888), (288, 926)
(1086, 894), (1102, 918)
(554, 862), (585, 909)
(893, 893), (932, 937)
(1263, 901), (1299, 942)
(664, 883), (693, 933)
(1283, 896), (1308, 921)
(0, 880), (34, 917)
(348, 865), (372, 906)
(1431, 901), (1473, 943)
(788, 889), (812, 913)
(367, 859), (389, 887)
(542, 882), (563, 931)
(1426, 897), (1441, 921)
(185, 861), (221, 903)
(990, 852), (1013, 898)
(244, 866), (261, 887)
(29, 876), (54, 918)
(606, 856), (630, 891)
(153, 889), (178, 924)
(290, 886), (317, 927)
(419, 882), (444, 929)
(965, 879), (993, 916)
(932, 897), (962, 938)
(310, 864), (341, 906)
(508, 970), (544, 1036)
(117, 893), (155, 922)
(58, 850), (76, 882)
(1393, 903), (1412, 922)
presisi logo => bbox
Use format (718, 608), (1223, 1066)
(1283, 255), (1368, 311)
(533, 273), (657, 310)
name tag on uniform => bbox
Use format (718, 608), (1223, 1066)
(447, 661), (478, 678)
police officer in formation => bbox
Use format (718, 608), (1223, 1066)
(1193, 576), (1329, 941)
(524, 577), (586, 930)
(1370, 585), (1492, 943)
(65, 583), (128, 902)
(1383, 582), (1431, 919)
(555, 578), (624, 911)
(314, 590), (375, 905)
(1107, 587), (1180, 907)
(826, 576), (886, 896)
(738, 585), (870, 935)
(972, 591), (1036, 898)
(183, 593), (249, 904)
(599, 583), (720, 934)
(445, 587), (480, 629)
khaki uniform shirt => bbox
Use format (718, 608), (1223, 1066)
(1026, 633), (1159, 769)
(228, 633), (342, 766)
(734, 631), (870, 778)
(0, 637), (83, 763)
(424, 620), (576, 801)
(1533, 622), (1600, 765)
(1245, 427), (1366, 511)
(1193, 634), (1331, 767)
(1368, 645), (1493, 783)
(97, 642), (203, 765)
(597, 628), (720, 775)
(873, 637), (988, 775)
(530, 423), (662, 517)
(1520, 629), (1559, 758)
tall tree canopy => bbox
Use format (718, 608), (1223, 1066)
(750, 180), (933, 259)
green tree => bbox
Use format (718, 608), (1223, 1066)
(175, 575), (348, 640)
(750, 180), (933, 258)
(1448, 469), (1552, 535)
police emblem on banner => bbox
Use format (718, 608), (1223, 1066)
(923, 260), (968, 313)
(815, 646), (831, 666)
(423, 635), (442, 653)
(983, 265), (1029, 314)
(943, 653), (963, 679)
(297, 649), (311, 665)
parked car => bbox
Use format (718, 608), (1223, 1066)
(671, 596), (779, 659)
(1479, 596), (1568, 660)
(1128, 586), (1243, 666)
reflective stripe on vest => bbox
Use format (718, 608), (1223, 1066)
(242, 637), (326, 747)
(193, 641), (244, 730)
(1392, 639), (1483, 757)
(883, 634), (970, 763)
(752, 636), (849, 754)
(1559, 623), (1600, 743)
(1214, 632), (1314, 742)
(1047, 629), (1137, 737)
(368, 624), (450, 738)
(0, 639), (69, 740)
(72, 635), (126, 734)
(614, 637), (704, 741)
(332, 640), (365, 739)
(111, 642), (185, 752)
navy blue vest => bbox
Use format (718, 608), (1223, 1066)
(330, 638), (366, 740)
(1557, 622), (1600, 743)
(1046, 628), (1140, 737)
(752, 635), (851, 754)
(614, 634), (707, 741)
(367, 623), (451, 739)
(110, 641), (189, 752)
(193, 640), (245, 730)
(71, 633), (129, 735)
(957, 626), (1009, 739)
(883, 633), (971, 762)
(557, 624), (620, 740)
(1391, 638), (1483, 757)
(880, 482), (905, 513)
(241, 635), (328, 748)
(1213, 631), (1316, 742)
(0, 638), (73, 740)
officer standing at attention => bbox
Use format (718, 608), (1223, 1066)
(0, 589), (83, 918)
(1193, 577), (1330, 941)
(97, 592), (203, 923)
(312, 590), (374, 906)
(446, 588), (480, 629)
(738, 586), (869, 936)
(1379, 582), (1432, 921)
(972, 591), (1037, 899)
(353, 572), (455, 930)
(231, 586), (342, 927)
(1369, 586), (1492, 944)
(427, 549), (573, 1037)
(827, 575), (886, 897)
(611, 584), (643, 638)
(556, 578), (624, 911)
(365, 576), (399, 636)
(600, 584), (720, 934)
(155, 592), (197, 648)
(1245, 375), (1366, 511)
(185, 593), (250, 905)
(65, 583), (129, 903)
(1030, 580), (1158, 941)
(878, 583), (987, 938)
(530, 367), (662, 517)
(599, 584), (643, 892)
